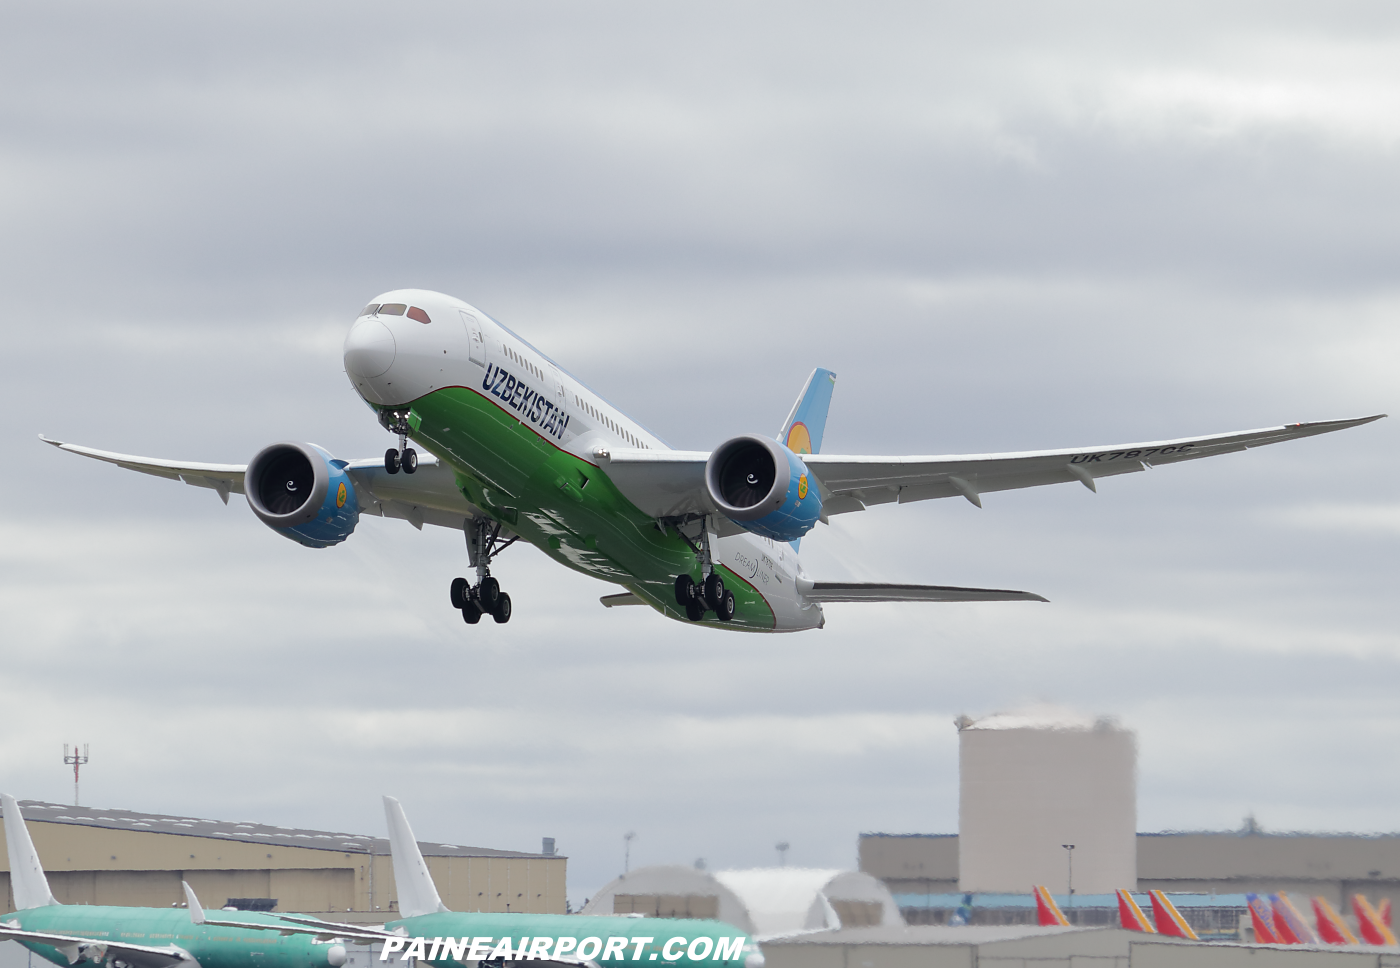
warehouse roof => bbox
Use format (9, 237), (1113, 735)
(6, 800), (552, 859)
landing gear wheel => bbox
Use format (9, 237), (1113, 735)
(450, 577), (470, 610)
(478, 576), (501, 609)
(384, 448), (401, 474)
(492, 593), (512, 624)
(461, 601), (482, 624)
(703, 573), (726, 610)
(717, 589), (736, 622)
(402, 448), (418, 474)
(675, 574), (697, 606)
(685, 599), (706, 622)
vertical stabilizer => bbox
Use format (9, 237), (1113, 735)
(1032, 886), (1070, 927)
(1270, 893), (1317, 945)
(1116, 890), (1155, 933)
(1148, 890), (1199, 940)
(1245, 893), (1281, 943)
(1352, 894), (1397, 946)
(382, 796), (450, 917)
(1312, 897), (1358, 945)
(1, 794), (58, 910)
(776, 368), (837, 457)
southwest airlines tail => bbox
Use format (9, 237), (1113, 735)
(1, 794), (59, 910)
(1312, 897), (1359, 945)
(1149, 890), (1199, 940)
(1245, 893), (1282, 943)
(1271, 893), (1317, 944)
(1352, 894), (1398, 946)
(1033, 886), (1070, 927)
(1116, 890), (1155, 933)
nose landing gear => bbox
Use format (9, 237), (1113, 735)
(450, 517), (517, 626)
(379, 410), (418, 475)
(670, 517), (736, 623)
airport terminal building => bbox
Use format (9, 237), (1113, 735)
(0, 800), (564, 919)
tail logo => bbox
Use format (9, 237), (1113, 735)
(336, 482), (347, 508)
(786, 422), (812, 455)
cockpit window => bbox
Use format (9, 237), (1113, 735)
(407, 306), (431, 324)
(360, 304), (380, 317)
(378, 303), (407, 315)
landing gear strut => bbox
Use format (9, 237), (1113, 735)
(670, 517), (735, 623)
(380, 410), (417, 475)
(450, 517), (517, 625)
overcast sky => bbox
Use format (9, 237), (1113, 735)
(1, 1), (1397, 905)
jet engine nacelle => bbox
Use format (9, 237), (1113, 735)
(705, 434), (821, 542)
(245, 441), (360, 548)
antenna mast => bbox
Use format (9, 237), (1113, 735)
(63, 742), (89, 806)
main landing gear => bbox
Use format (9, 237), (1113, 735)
(671, 518), (735, 623)
(380, 410), (418, 475)
(450, 517), (517, 625)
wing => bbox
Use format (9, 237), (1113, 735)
(40, 436), (246, 504)
(599, 416), (1383, 518)
(0, 926), (193, 968)
(804, 416), (1385, 513)
(797, 580), (1046, 603)
(40, 436), (479, 531)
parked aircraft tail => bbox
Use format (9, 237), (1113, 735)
(1245, 893), (1282, 943)
(1312, 897), (1358, 945)
(1351, 894), (1397, 946)
(1271, 893), (1317, 945)
(1380, 898), (1392, 928)
(1032, 885), (1070, 927)
(1116, 889), (1155, 932)
(777, 368), (836, 457)
(1, 794), (58, 910)
(1148, 890), (1198, 940)
(383, 796), (451, 917)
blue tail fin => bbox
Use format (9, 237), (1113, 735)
(778, 368), (837, 456)
(778, 368), (836, 552)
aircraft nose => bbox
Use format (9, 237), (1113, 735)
(344, 317), (396, 379)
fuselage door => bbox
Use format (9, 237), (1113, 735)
(460, 310), (486, 367)
(549, 364), (567, 413)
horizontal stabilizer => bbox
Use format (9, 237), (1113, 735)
(600, 593), (644, 608)
(800, 580), (1046, 603)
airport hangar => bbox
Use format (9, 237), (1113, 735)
(0, 800), (564, 919)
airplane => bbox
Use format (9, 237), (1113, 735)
(1244, 893), (1282, 943)
(1115, 889), (1154, 934)
(1311, 896), (1358, 945)
(1032, 886), (1070, 927)
(42, 288), (1386, 632)
(1268, 892), (1316, 945)
(1351, 894), (1397, 946)
(0, 794), (354, 968)
(189, 796), (762, 968)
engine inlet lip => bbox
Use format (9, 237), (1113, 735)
(705, 434), (791, 521)
(245, 441), (330, 528)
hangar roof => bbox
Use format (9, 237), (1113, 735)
(8, 800), (550, 859)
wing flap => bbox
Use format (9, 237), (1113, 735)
(801, 580), (1047, 603)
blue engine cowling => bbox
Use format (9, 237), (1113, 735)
(705, 434), (821, 542)
(245, 441), (360, 548)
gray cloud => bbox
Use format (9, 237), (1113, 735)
(1, 0), (1397, 903)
